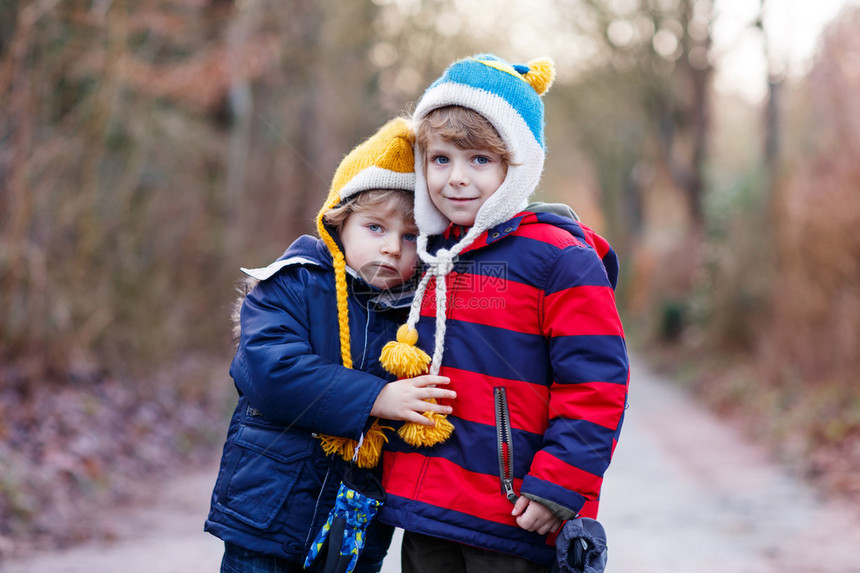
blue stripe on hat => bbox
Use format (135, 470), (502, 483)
(426, 57), (546, 148)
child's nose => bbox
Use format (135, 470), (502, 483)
(450, 163), (468, 186)
(381, 236), (401, 256)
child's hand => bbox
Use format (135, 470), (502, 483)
(370, 375), (455, 425)
(511, 496), (562, 535)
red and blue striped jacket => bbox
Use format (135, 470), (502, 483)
(379, 211), (629, 566)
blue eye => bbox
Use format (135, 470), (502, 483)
(404, 233), (417, 242)
(432, 155), (450, 165)
(368, 223), (382, 233)
(474, 155), (490, 165)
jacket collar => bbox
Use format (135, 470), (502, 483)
(433, 210), (620, 289)
(436, 214), (527, 254)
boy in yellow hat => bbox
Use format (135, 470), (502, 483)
(205, 118), (455, 572)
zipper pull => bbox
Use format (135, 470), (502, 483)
(495, 386), (519, 504)
(502, 478), (519, 503)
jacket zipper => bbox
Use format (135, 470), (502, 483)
(494, 386), (518, 503)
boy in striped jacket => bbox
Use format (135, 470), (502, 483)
(377, 54), (630, 571)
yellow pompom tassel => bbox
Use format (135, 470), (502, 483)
(318, 434), (357, 462)
(317, 420), (393, 468)
(380, 324), (431, 378)
(523, 57), (556, 96)
(398, 406), (455, 447)
(354, 420), (393, 468)
(380, 324), (454, 448)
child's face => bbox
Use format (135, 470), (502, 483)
(340, 195), (419, 290)
(424, 133), (508, 227)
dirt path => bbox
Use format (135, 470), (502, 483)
(598, 357), (860, 572)
(0, 467), (224, 573)
(2, 355), (859, 572)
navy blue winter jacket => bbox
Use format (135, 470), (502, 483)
(204, 235), (409, 569)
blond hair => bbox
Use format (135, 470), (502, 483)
(322, 188), (415, 231)
(415, 105), (511, 164)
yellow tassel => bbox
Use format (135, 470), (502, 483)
(318, 434), (357, 461)
(398, 404), (455, 447)
(380, 324), (454, 448)
(317, 420), (393, 468)
(379, 324), (431, 378)
(354, 420), (393, 468)
(523, 57), (556, 96)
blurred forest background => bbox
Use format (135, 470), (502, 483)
(2, 0), (860, 556)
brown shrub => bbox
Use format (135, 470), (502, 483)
(767, 7), (860, 387)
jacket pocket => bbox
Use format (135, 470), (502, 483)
(215, 423), (314, 529)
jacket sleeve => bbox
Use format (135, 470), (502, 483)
(230, 268), (387, 440)
(521, 242), (630, 517)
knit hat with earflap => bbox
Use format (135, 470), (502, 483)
(315, 117), (416, 468)
(380, 54), (556, 448)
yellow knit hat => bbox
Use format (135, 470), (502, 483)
(315, 117), (416, 468)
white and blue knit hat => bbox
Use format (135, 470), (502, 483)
(412, 53), (555, 237)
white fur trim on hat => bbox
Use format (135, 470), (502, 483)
(412, 80), (545, 236)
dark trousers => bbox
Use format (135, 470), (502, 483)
(401, 531), (550, 573)
(220, 541), (388, 573)
(220, 542), (304, 573)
